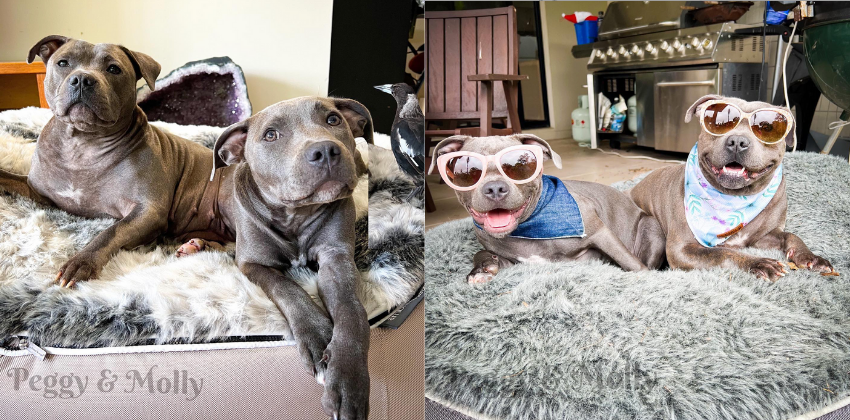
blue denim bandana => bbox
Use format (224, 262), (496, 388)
(475, 175), (585, 239)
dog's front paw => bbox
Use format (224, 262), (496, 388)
(467, 255), (500, 284)
(176, 238), (207, 258)
(746, 257), (788, 282)
(467, 272), (495, 284)
(55, 252), (102, 288)
(321, 341), (369, 420)
(788, 249), (834, 274)
(293, 315), (334, 383)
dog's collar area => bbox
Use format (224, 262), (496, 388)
(473, 175), (585, 240)
(684, 144), (783, 247)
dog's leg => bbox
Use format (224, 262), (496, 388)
(589, 225), (649, 271)
(240, 262), (335, 379)
(667, 240), (788, 281)
(314, 247), (370, 420)
(0, 169), (55, 206)
(57, 205), (167, 287)
(634, 214), (666, 269)
(467, 250), (513, 284)
(752, 229), (834, 273)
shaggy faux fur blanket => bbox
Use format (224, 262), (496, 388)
(0, 107), (423, 348)
(425, 152), (850, 420)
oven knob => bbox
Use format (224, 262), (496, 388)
(644, 42), (653, 52)
(690, 37), (700, 48)
(701, 38), (713, 49)
(618, 46), (627, 55)
(606, 48), (614, 57)
(631, 45), (641, 54)
(672, 39), (682, 49)
(660, 40), (669, 50)
(595, 49), (604, 58)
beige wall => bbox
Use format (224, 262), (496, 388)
(0, 0), (334, 112)
(528, 1), (607, 140)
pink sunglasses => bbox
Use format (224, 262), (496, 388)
(434, 145), (545, 191)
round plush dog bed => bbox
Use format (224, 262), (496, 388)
(425, 151), (850, 420)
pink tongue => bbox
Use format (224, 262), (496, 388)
(486, 209), (513, 228)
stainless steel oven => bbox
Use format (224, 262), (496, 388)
(575, 1), (780, 153)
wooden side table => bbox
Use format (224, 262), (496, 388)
(0, 62), (48, 111)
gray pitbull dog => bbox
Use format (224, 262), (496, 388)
(630, 95), (833, 281)
(210, 98), (370, 420)
(0, 35), (237, 287)
(430, 134), (666, 283)
(0, 35), (372, 419)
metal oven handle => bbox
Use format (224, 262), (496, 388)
(656, 80), (716, 87)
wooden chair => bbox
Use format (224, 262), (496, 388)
(423, 7), (528, 212)
(425, 7), (527, 138)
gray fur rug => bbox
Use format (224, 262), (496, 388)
(425, 151), (850, 420)
(0, 107), (423, 348)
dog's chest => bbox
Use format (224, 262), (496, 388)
(30, 149), (136, 219)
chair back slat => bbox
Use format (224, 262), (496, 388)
(426, 18), (444, 113)
(425, 7), (518, 120)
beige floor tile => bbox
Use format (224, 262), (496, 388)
(425, 138), (686, 230)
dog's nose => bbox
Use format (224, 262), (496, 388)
(725, 135), (750, 153)
(305, 141), (341, 168)
(69, 73), (97, 89)
(482, 180), (510, 201)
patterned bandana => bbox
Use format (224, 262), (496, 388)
(475, 175), (585, 239)
(684, 144), (782, 247)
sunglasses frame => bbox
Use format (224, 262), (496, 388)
(698, 100), (794, 145)
(436, 144), (545, 191)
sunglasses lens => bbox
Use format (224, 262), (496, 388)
(446, 155), (484, 188)
(750, 110), (788, 143)
(500, 149), (538, 182)
(703, 103), (740, 135)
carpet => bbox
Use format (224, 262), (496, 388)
(425, 151), (850, 420)
(0, 107), (423, 348)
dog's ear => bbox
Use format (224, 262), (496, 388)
(333, 98), (374, 145)
(27, 35), (69, 64)
(211, 120), (249, 181)
(118, 46), (161, 91)
(428, 135), (470, 175)
(513, 134), (562, 169)
(684, 94), (724, 123)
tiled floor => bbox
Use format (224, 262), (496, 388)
(425, 138), (687, 230)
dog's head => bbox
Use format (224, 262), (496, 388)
(212, 96), (370, 208)
(429, 134), (562, 238)
(685, 95), (792, 195)
(27, 35), (160, 133)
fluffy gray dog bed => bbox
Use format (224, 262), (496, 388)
(0, 107), (423, 348)
(425, 151), (850, 420)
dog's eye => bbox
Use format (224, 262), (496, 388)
(263, 129), (279, 142)
(57, 60), (69, 67)
(327, 114), (342, 126)
(106, 65), (122, 75)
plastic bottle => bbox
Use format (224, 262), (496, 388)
(572, 95), (591, 143)
(627, 95), (637, 133)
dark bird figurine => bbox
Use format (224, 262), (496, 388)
(375, 83), (424, 203)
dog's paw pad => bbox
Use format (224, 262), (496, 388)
(467, 272), (494, 284)
(176, 238), (206, 258)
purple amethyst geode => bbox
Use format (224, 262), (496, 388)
(136, 56), (251, 127)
